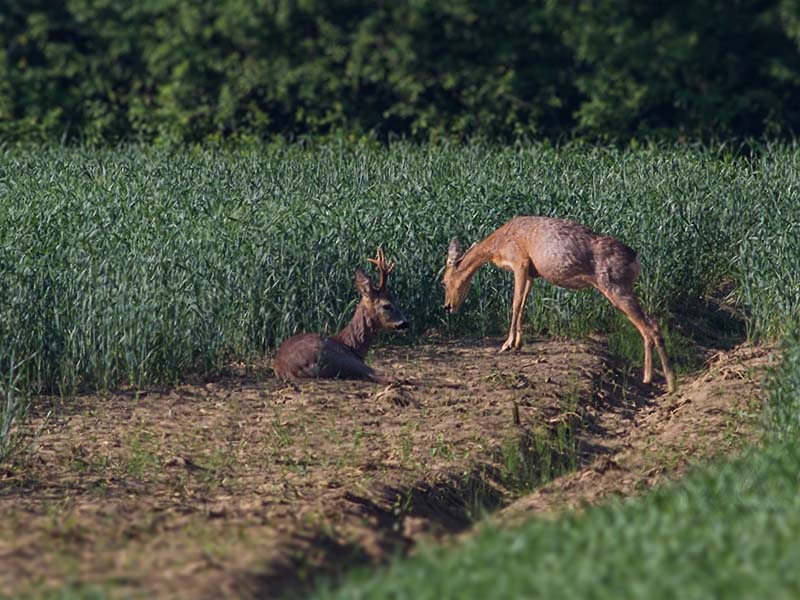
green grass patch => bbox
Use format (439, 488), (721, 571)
(15, 585), (113, 600)
(500, 422), (579, 495)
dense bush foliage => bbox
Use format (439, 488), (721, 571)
(3, 0), (800, 143)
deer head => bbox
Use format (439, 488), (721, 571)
(442, 238), (473, 313)
(353, 247), (408, 331)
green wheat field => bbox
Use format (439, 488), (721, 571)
(1, 142), (797, 395)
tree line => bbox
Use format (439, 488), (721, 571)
(2, 0), (800, 144)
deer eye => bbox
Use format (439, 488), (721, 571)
(382, 303), (393, 311)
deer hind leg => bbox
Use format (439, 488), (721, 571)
(645, 314), (676, 393)
(599, 285), (661, 387)
(501, 269), (532, 353)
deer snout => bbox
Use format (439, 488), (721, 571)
(396, 320), (409, 331)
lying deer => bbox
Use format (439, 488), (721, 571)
(273, 247), (408, 382)
(442, 216), (676, 392)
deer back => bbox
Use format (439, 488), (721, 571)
(504, 216), (639, 290)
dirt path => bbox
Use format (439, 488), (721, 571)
(498, 343), (775, 524)
(0, 338), (775, 599)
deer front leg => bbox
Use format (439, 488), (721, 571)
(500, 269), (530, 353)
(513, 277), (533, 349)
(643, 335), (654, 384)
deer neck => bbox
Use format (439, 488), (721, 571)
(333, 302), (380, 359)
(455, 241), (493, 283)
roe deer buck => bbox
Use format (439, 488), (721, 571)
(273, 247), (408, 382)
(442, 216), (676, 392)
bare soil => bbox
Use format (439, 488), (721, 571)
(0, 336), (775, 599)
(497, 343), (775, 524)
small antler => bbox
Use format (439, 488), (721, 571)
(367, 246), (395, 291)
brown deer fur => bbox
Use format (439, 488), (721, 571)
(442, 216), (676, 392)
(273, 248), (408, 382)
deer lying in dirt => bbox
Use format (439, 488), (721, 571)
(273, 247), (408, 382)
(442, 216), (677, 392)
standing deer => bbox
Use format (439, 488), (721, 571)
(273, 247), (408, 382)
(442, 216), (676, 392)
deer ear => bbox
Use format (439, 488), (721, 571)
(354, 268), (375, 297)
(447, 238), (461, 267)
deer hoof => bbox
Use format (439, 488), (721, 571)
(666, 374), (678, 394)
